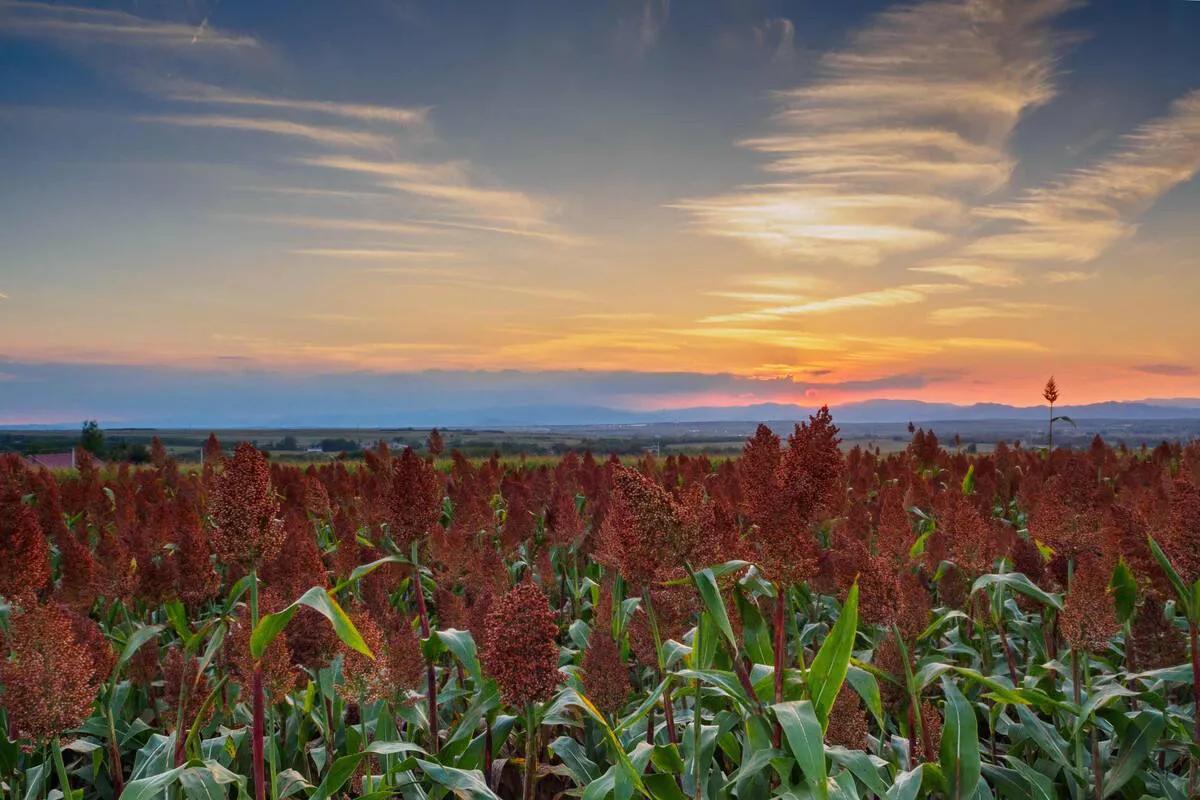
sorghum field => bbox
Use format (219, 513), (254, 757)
(3, 410), (1200, 800)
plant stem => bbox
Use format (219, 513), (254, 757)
(772, 589), (786, 749)
(105, 700), (125, 795)
(997, 618), (1019, 686)
(693, 617), (703, 800)
(411, 550), (439, 754)
(483, 711), (494, 789)
(523, 704), (538, 800)
(642, 586), (677, 745)
(1085, 653), (1101, 800)
(1190, 619), (1200, 796)
(250, 567), (266, 800)
(50, 739), (71, 799)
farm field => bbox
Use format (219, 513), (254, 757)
(7, 417), (1200, 464)
(2, 411), (1200, 799)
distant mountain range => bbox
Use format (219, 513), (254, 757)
(4, 398), (1200, 429)
(502, 398), (1200, 427)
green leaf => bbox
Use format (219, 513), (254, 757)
(416, 759), (500, 799)
(1072, 683), (1139, 737)
(690, 568), (737, 654)
(773, 700), (827, 800)
(1104, 710), (1166, 798)
(114, 625), (163, 678)
(437, 628), (482, 687)
(644, 773), (688, 800)
(614, 678), (669, 735)
(310, 753), (366, 800)
(961, 464), (975, 496)
(939, 677), (981, 800)
(1013, 706), (1071, 770)
(650, 743), (685, 775)
(827, 746), (888, 796)
(276, 769), (314, 799)
(845, 666), (884, 732)
(250, 585), (370, 660)
(1004, 758), (1057, 800)
(120, 766), (187, 800)
(885, 766), (923, 800)
(331, 554), (406, 594)
(808, 583), (858, 727)
(736, 588), (774, 665)
(970, 573), (1062, 612)
(550, 736), (600, 785)
(674, 669), (754, 713)
(1147, 536), (1193, 620)
(1109, 560), (1138, 624)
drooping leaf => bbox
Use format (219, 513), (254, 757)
(416, 760), (501, 799)
(970, 573), (1062, 612)
(250, 585), (370, 660)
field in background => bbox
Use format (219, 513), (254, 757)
(6, 417), (1200, 463)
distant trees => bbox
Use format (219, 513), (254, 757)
(319, 437), (361, 453)
(80, 420), (104, 455)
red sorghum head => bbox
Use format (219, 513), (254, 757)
(389, 447), (443, 549)
(1060, 554), (1119, 655)
(582, 631), (630, 719)
(481, 581), (562, 708)
(0, 501), (51, 605)
(825, 687), (869, 750)
(0, 603), (104, 746)
(209, 443), (284, 569)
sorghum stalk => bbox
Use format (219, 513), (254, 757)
(523, 704), (538, 800)
(411, 547), (439, 754)
(483, 711), (495, 789)
(105, 701), (124, 795)
(772, 590), (786, 748)
(642, 588), (677, 744)
(249, 568), (266, 800)
(692, 617), (703, 800)
(51, 740), (72, 799)
(1085, 653), (1101, 800)
(1190, 619), (1200, 796)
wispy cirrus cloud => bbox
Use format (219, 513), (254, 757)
(139, 114), (394, 150)
(296, 154), (576, 240)
(908, 262), (1023, 287)
(673, 0), (1077, 265)
(701, 283), (966, 323)
(965, 90), (1200, 265)
(1044, 270), (1096, 284)
(0, 1), (259, 50)
(290, 248), (462, 261)
(154, 81), (429, 127)
(1133, 363), (1196, 377)
(929, 301), (1060, 326)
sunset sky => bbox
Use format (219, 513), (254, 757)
(2, 0), (1199, 423)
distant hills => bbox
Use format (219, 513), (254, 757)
(459, 398), (1200, 427)
(4, 398), (1200, 430)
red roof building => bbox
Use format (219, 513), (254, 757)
(21, 451), (104, 470)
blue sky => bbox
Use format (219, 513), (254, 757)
(1, 0), (1198, 424)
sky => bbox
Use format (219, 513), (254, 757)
(1, 0), (1199, 424)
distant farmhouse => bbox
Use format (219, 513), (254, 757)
(22, 451), (104, 470)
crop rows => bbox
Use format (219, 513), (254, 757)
(2, 410), (1200, 799)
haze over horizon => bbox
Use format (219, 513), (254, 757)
(3, 0), (1199, 423)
